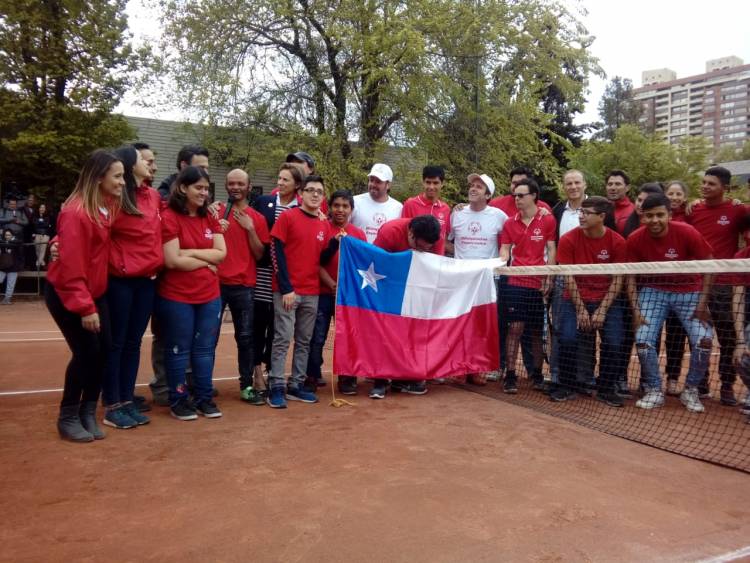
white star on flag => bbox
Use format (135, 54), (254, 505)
(357, 262), (386, 292)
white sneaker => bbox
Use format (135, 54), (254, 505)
(666, 380), (680, 396)
(739, 400), (750, 416)
(680, 387), (705, 413)
(485, 371), (500, 382)
(636, 390), (665, 410)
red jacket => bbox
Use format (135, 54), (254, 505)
(109, 185), (164, 278)
(47, 200), (111, 316)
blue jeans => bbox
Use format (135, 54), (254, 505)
(558, 298), (624, 392)
(635, 287), (713, 390)
(219, 284), (254, 389)
(102, 276), (155, 405)
(155, 296), (222, 405)
(306, 294), (335, 381)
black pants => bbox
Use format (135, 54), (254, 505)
(253, 299), (274, 369)
(220, 284), (255, 389)
(45, 285), (111, 408)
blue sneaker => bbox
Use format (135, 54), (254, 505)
(103, 406), (137, 429)
(267, 387), (287, 409)
(286, 386), (319, 403)
(122, 402), (150, 425)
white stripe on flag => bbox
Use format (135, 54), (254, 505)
(401, 252), (502, 320)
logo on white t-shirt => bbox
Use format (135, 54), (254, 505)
(204, 228), (214, 239)
(597, 249), (610, 261)
(468, 221), (481, 234)
(373, 212), (387, 226)
(717, 215), (730, 226)
(665, 248), (678, 259)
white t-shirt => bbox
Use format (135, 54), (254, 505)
(559, 201), (581, 238)
(449, 206), (508, 259)
(351, 193), (403, 243)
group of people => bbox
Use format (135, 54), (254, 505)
(42, 141), (750, 442)
(0, 194), (55, 304)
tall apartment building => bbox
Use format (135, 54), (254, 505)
(633, 56), (750, 151)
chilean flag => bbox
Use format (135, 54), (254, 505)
(334, 237), (500, 380)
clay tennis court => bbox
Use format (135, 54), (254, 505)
(1, 300), (750, 562)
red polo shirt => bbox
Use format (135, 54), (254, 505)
(270, 207), (329, 295)
(216, 203), (270, 287)
(500, 211), (556, 289)
(158, 209), (222, 304)
(686, 200), (749, 285)
(557, 227), (626, 302)
(626, 222), (713, 293)
(401, 194), (451, 255)
(612, 197), (635, 234)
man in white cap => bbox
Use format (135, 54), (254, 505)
(449, 173), (509, 385)
(351, 163), (403, 243)
(448, 173), (508, 259)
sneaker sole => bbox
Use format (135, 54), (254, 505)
(596, 397), (624, 408)
(102, 418), (136, 429)
(503, 388), (518, 394)
(369, 391), (386, 399)
(170, 411), (198, 421)
(266, 399), (287, 409)
(550, 394), (575, 402)
(338, 390), (358, 396)
(635, 402), (664, 409)
(401, 389), (428, 395)
(285, 394), (318, 404)
(197, 410), (223, 418)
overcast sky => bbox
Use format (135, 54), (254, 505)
(121, 0), (750, 126)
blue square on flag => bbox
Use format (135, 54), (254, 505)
(337, 237), (412, 316)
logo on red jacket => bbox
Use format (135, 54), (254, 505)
(665, 248), (678, 259)
(468, 221), (481, 234)
(204, 228), (214, 239)
(597, 249), (610, 261)
(373, 212), (386, 226)
(717, 215), (730, 226)
(317, 230), (325, 242)
(530, 227), (543, 242)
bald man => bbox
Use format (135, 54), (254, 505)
(214, 169), (271, 405)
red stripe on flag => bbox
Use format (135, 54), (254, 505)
(333, 303), (499, 380)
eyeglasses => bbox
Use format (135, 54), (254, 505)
(513, 192), (532, 198)
(302, 188), (325, 196)
(577, 208), (602, 216)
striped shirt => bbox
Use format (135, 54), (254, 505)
(254, 195), (298, 303)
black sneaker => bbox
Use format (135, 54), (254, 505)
(369, 384), (386, 399)
(402, 381), (428, 395)
(531, 377), (547, 392)
(133, 394), (152, 412)
(195, 400), (222, 418)
(615, 382), (633, 399)
(170, 398), (198, 421)
(720, 385), (738, 406)
(503, 377), (518, 394)
(596, 391), (624, 408)
(550, 387), (576, 402)
(338, 376), (358, 395)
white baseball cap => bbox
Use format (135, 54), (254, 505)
(467, 173), (496, 196)
(368, 163), (393, 183)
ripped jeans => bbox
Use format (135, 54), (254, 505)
(635, 287), (713, 391)
(155, 296), (222, 405)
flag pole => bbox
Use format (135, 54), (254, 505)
(329, 232), (354, 408)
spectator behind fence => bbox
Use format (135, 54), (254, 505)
(0, 197), (29, 239)
(32, 203), (55, 268)
(0, 228), (23, 304)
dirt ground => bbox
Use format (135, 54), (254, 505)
(1, 301), (750, 562)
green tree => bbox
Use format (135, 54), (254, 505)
(0, 0), (144, 202)
(593, 77), (643, 141)
(154, 0), (598, 197)
(568, 125), (708, 196)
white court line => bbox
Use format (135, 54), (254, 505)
(0, 377), (239, 396)
(0, 328), (238, 344)
(697, 545), (750, 563)
(0, 330), (61, 334)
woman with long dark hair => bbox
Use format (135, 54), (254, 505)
(99, 145), (164, 429)
(155, 166), (226, 420)
(46, 150), (123, 442)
